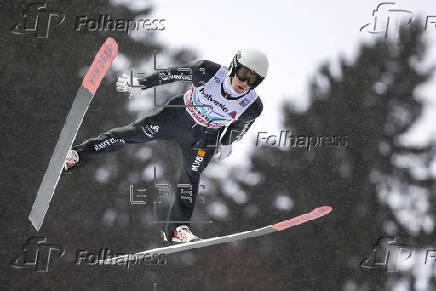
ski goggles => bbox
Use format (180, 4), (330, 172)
(235, 66), (262, 87)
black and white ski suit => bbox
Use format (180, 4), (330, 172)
(72, 60), (263, 238)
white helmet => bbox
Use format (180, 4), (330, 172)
(229, 48), (269, 88)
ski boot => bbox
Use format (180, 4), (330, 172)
(160, 225), (202, 246)
(64, 149), (79, 171)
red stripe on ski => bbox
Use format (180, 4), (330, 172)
(82, 37), (118, 94)
(271, 206), (332, 231)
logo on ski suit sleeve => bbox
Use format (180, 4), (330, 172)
(141, 124), (159, 137)
(94, 137), (126, 151)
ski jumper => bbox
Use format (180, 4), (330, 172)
(71, 60), (263, 238)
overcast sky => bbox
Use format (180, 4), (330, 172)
(115, 0), (436, 165)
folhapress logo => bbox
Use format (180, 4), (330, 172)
(10, 2), (65, 38)
(10, 237), (65, 272)
(360, 2), (436, 38)
(361, 237), (414, 272)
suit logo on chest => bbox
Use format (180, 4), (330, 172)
(199, 87), (228, 113)
(239, 98), (250, 107)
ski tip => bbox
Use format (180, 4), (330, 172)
(82, 37), (119, 95)
(106, 36), (117, 43)
(105, 37), (119, 50)
(313, 205), (333, 216)
(271, 205), (333, 231)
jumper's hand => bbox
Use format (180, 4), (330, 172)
(214, 144), (232, 161)
(116, 74), (143, 99)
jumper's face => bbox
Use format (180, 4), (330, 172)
(231, 75), (250, 94)
(231, 66), (262, 94)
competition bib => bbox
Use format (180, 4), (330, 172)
(183, 66), (258, 128)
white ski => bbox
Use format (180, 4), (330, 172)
(100, 205), (332, 265)
(28, 38), (118, 231)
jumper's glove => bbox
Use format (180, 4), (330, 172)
(116, 74), (144, 99)
(214, 144), (232, 161)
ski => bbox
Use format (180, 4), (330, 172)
(100, 205), (332, 265)
(28, 37), (118, 231)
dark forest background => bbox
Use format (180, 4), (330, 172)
(1, 1), (436, 290)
